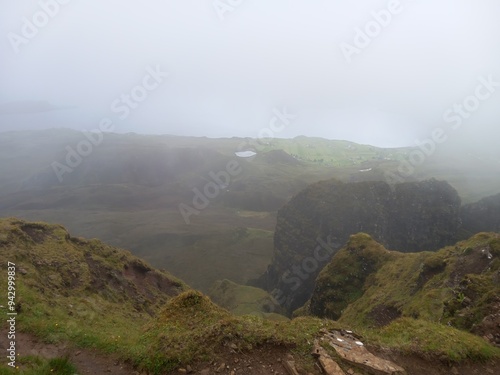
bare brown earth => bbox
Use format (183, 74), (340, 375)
(0, 328), (293, 375)
(371, 347), (499, 375)
(0, 330), (139, 375)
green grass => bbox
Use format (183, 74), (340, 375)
(0, 217), (186, 369)
(0, 357), (77, 375)
(309, 233), (395, 320)
(298, 232), (500, 365)
(2, 218), (499, 375)
(137, 291), (500, 373)
(305, 232), (500, 333)
(360, 318), (500, 362)
(0, 218), (339, 374)
(136, 290), (341, 373)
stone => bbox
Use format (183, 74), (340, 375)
(327, 332), (406, 375)
(313, 341), (345, 375)
(318, 356), (345, 375)
(216, 363), (226, 373)
(284, 360), (300, 375)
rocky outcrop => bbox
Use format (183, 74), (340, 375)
(314, 330), (406, 375)
(259, 179), (462, 314)
(305, 232), (500, 336)
(461, 193), (500, 236)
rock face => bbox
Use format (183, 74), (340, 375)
(461, 193), (500, 235)
(306, 232), (500, 334)
(259, 179), (462, 314)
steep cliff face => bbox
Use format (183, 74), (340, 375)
(260, 179), (462, 314)
(461, 193), (500, 236)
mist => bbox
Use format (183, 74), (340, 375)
(1, 0), (500, 149)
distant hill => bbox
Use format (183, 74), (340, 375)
(1, 129), (499, 292)
(257, 149), (302, 165)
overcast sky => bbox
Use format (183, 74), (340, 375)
(1, 0), (499, 147)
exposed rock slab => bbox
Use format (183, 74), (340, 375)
(283, 360), (300, 375)
(323, 331), (406, 375)
(312, 341), (345, 375)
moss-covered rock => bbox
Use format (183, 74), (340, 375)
(260, 178), (462, 314)
(301, 232), (500, 347)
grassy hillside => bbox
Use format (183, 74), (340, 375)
(0, 218), (190, 373)
(301, 232), (500, 350)
(1, 219), (499, 374)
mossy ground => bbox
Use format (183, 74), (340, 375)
(359, 318), (500, 362)
(0, 218), (338, 373)
(137, 290), (342, 373)
(0, 218), (185, 373)
(300, 232), (500, 365)
(0, 357), (77, 375)
(1, 218), (499, 374)
(346, 233), (499, 331)
(307, 232), (500, 330)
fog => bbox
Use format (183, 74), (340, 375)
(1, 0), (500, 148)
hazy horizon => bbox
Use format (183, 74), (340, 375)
(1, 1), (500, 148)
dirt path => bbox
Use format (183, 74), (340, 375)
(0, 329), (141, 375)
(371, 346), (499, 375)
(2, 327), (498, 375)
(0, 327), (294, 374)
